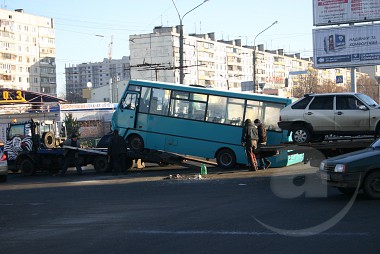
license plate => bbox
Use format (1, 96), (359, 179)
(319, 172), (330, 181)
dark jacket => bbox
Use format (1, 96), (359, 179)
(257, 123), (267, 144)
(241, 121), (258, 147)
(107, 134), (128, 156)
(63, 138), (81, 158)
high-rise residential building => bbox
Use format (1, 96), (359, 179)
(129, 26), (371, 95)
(0, 8), (56, 96)
(65, 56), (130, 103)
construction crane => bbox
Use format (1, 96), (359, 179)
(108, 35), (113, 60)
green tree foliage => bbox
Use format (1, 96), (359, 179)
(64, 113), (80, 137)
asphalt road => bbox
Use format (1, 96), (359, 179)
(0, 163), (379, 254)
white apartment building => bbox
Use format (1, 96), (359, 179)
(0, 9), (56, 96)
(129, 26), (370, 94)
(65, 56), (130, 103)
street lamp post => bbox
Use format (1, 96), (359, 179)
(172, 0), (209, 84)
(253, 21), (278, 93)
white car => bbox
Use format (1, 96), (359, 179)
(0, 145), (8, 182)
(278, 93), (380, 143)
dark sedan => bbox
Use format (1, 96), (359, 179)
(317, 138), (380, 199)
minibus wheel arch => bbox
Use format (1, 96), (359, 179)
(127, 134), (144, 152)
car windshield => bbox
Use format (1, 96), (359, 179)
(357, 94), (378, 108)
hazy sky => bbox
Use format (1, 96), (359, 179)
(5, 0), (314, 95)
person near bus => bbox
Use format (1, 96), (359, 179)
(61, 133), (83, 176)
(241, 119), (259, 171)
(254, 119), (271, 170)
(107, 129), (128, 175)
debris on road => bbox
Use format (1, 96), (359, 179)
(163, 173), (206, 180)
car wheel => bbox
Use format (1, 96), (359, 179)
(94, 156), (108, 173)
(291, 127), (311, 143)
(216, 148), (236, 169)
(363, 171), (380, 199)
(19, 159), (35, 176)
(127, 135), (144, 152)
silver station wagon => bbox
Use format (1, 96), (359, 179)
(278, 93), (380, 143)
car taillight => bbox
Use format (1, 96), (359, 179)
(1, 153), (6, 161)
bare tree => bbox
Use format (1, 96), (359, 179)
(317, 80), (349, 93)
(292, 68), (319, 98)
(357, 76), (379, 103)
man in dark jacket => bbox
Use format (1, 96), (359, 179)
(107, 129), (128, 175)
(254, 119), (271, 169)
(61, 133), (83, 176)
(241, 119), (259, 171)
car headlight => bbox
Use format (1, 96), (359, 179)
(334, 164), (345, 173)
(319, 162), (325, 171)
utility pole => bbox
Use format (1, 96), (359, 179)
(109, 35), (114, 102)
(253, 21), (278, 93)
(108, 35), (113, 60)
(172, 0), (209, 84)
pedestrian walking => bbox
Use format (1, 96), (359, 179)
(107, 129), (128, 175)
(61, 133), (83, 176)
(254, 119), (271, 170)
(241, 119), (259, 171)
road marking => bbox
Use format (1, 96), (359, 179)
(125, 230), (368, 237)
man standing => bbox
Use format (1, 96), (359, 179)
(107, 129), (128, 175)
(254, 119), (271, 170)
(241, 119), (259, 171)
(61, 133), (83, 176)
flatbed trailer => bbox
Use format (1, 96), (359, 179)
(256, 136), (376, 166)
(8, 119), (375, 175)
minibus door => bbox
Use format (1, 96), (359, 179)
(117, 92), (139, 130)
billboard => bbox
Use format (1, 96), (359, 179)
(313, 23), (380, 68)
(313, 0), (380, 26)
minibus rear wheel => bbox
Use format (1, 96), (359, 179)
(216, 148), (236, 169)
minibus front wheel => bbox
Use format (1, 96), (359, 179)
(127, 134), (144, 152)
(216, 148), (236, 169)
